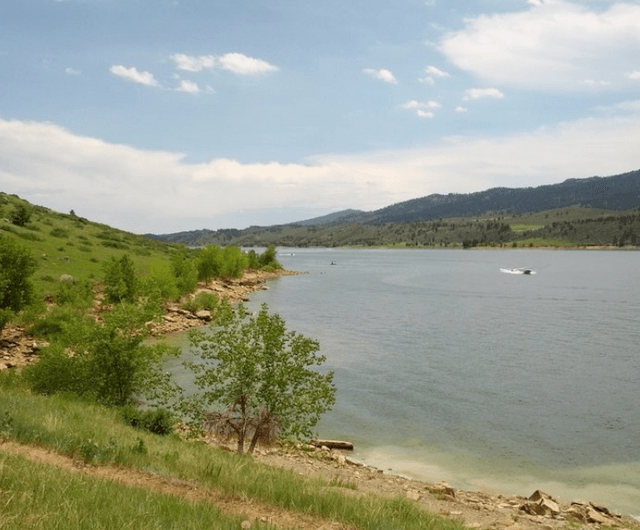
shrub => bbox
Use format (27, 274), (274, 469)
(103, 254), (138, 304)
(119, 405), (175, 435)
(9, 203), (32, 227)
(0, 236), (38, 313)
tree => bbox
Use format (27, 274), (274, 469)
(197, 245), (222, 285)
(103, 254), (138, 303)
(24, 299), (179, 407)
(0, 236), (38, 326)
(9, 203), (32, 227)
(182, 303), (336, 453)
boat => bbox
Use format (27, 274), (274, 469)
(500, 267), (535, 275)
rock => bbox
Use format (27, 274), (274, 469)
(587, 507), (611, 525)
(195, 310), (212, 321)
(429, 482), (456, 499)
(406, 490), (421, 501)
(59, 274), (74, 282)
(521, 491), (561, 517)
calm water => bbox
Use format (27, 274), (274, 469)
(172, 249), (640, 515)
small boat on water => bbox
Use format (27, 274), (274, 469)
(500, 267), (535, 275)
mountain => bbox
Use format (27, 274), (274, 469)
(148, 168), (640, 245)
(338, 169), (640, 225)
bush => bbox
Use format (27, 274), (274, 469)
(9, 203), (32, 227)
(0, 236), (38, 313)
(180, 292), (219, 313)
(0, 308), (13, 332)
(141, 258), (179, 302)
(103, 254), (138, 304)
(119, 405), (175, 435)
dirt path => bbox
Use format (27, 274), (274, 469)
(0, 439), (349, 530)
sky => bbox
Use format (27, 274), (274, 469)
(2, 0), (640, 234)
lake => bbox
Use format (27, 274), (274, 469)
(171, 248), (640, 516)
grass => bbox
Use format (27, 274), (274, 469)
(509, 224), (544, 232)
(0, 374), (466, 530)
(0, 193), (181, 298)
(0, 451), (275, 530)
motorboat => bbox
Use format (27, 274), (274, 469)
(500, 267), (535, 275)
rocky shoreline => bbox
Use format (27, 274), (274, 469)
(246, 442), (640, 530)
(0, 268), (298, 370)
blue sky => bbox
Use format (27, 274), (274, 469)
(2, 0), (640, 233)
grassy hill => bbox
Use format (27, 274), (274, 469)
(0, 192), (181, 297)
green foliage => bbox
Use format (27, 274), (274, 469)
(119, 405), (176, 435)
(259, 244), (282, 269)
(9, 202), (32, 227)
(141, 257), (179, 301)
(197, 244), (222, 284)
(24, 301), (179, 407)
(54, 278), (95, 308)
(171, 247), (199, 295)
(180, 291), (220, 313)
(0, 235), (38, 313)
(181, 303), (336, 452)
(0, 308), (13, 331)
(103, 253), (138, 303)
(221, 245), (249, 277)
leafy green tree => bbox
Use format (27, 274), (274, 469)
(181, 303), (336, 453)
(0, 236), (38, 329)
(103, 254), (138, 303)
(258, 245), (282, 270)
(197, 245), (222, 285)
(171, 248), (199, 295)
(24, 299), (179, 407)
(220, 245), (248, 278)
(142, 258), (179, 301)
(9, 203), (32, 227)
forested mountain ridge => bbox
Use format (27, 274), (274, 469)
(147, 169), (640, 247)
(333, 169), (640, 225)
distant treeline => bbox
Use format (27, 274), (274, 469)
(149, 207), (640, 249)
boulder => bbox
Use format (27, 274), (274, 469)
(520, 491), (560, 517)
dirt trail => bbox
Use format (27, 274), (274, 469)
(0, 439), (349, 530)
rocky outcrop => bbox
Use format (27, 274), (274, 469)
(0, 324), (45, 370)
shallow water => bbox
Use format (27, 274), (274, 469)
(172, 248), (640, 516)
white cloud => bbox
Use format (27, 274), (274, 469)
(3, 115), (640, 233)
(170, 52), (278, 76)
(463, 88), (504, 100)
(171, 53), (216, 72)
(419, 65), (450, 85)
(425, 65), (449, 78)
(440, 0), (640, 91)
(218, 53), (279, 75)
(363, 68), (398, 84)
(401, 100), (441, 118)
(626, 71), (640, 80)
(110, 65), (160, 87)
(176, 79), (200, 93)
(455, 106), (468, 113)
(65, 67), (81, 75)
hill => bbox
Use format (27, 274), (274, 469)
(0, 192), (180, 296)
(148, 169), (640, 248)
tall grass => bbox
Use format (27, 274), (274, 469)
(0, 378), (466, 530)
(0, 452), (275, 530)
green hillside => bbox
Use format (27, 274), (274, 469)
(0, 192), (182, 297)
